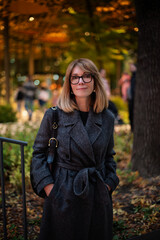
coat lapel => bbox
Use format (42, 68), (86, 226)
(85, 109), (102, 145)
(62, 109), (102, 164)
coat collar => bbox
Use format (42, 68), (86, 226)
(62, 108), (102, 164)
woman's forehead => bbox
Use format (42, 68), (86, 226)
(72, 63), (90, 73)
(72, 65), (85, 74)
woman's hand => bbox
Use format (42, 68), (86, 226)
(106, 184), (111, 192)
(44, 183), (54, 197)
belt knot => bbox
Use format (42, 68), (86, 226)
(73, 165), (106, 200)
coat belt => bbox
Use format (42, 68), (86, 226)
(56, 161), (109, 203)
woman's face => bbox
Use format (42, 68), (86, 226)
(70, 65), (94, 101)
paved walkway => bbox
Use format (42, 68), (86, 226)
(0, 109), (44, 135)
(0, 108), (131, 135)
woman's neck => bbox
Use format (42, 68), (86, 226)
(75, 97), (90, 112)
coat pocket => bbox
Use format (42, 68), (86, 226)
(47, 185), (55, 199)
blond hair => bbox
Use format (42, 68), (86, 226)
(57, 58), (108, 113)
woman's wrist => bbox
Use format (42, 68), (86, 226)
(106, 184), (111, 191)
(44, 183), (54, 196)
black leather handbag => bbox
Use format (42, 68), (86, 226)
(47, 106), (58, 172)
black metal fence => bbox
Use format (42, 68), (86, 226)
(0, 137), (28, 240)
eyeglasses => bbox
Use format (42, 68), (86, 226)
(70, 73), (93, 85)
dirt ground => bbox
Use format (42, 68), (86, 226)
(0, 123), (160, 240)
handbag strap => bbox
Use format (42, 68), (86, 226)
(50, 106), (58, 141)
(47, 106), (58, 171)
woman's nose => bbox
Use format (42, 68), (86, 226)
(79, 77), (84, 84)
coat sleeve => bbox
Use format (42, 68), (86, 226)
(104, 118), (119, 192)
(30, 109), (54, 198)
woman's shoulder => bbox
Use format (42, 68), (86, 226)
(45, 106), (60, 113)
(45, 106), (66, 119)
(102, 108), (115, 122)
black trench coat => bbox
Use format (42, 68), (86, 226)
(30, 107), (119, 240)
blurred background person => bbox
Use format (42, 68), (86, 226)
(51, 88), (60, 107)
(23, 75), (36, 121)
(37, 83), (50, 112)
(99, 68), (111, 98)
(119, 72), (131, 102)
(14, 84), (24, 114)
(100, 68), (123, 125)
(128, 63), (137, 132)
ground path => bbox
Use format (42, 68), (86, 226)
(0, 111), (160, 239)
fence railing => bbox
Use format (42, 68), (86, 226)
(0, 137), (28, 240)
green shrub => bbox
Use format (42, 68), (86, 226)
(0, 105), (17, 123)
(110, 96), (128, 111)
(110, 96), (129, 124)
(1, 123), (38, 191)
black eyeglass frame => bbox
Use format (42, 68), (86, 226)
(70, 73), (94, 85)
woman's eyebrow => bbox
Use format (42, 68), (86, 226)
(72, 72), (87, 75)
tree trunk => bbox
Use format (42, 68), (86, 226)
(29, 38), (34, 76)
(4, 16), (10, 104)
(132, 0), (160, 177)
(85, 0), (103, 67)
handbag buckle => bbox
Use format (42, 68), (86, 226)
(48, 137), (58, 147)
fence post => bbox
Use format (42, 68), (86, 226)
(0, 140), (7, 239)
(0, 137), (28, 240)
(21, 144), (28, 240)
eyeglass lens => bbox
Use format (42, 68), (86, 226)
(70, 73), (92, 84)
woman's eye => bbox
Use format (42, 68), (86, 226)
(84, 73), (91, 78)
(72, 76), (78, 80)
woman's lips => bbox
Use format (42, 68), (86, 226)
(76, 87), (87, 90)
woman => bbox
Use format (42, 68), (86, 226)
(30, 58), (119, 240)
(118, 72), (131, 102)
